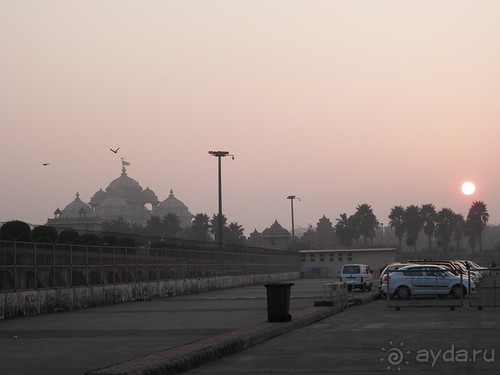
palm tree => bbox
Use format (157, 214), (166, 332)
(388, 206), (405, 251)
(421, 204), (437, 249)
(466, 201), (489, 252)
(190, 213), (211, 241)
(404, 205), (423, 252)
(210, 213), (228, 243)
(452, 213), (465, 251)
(163, 213), (181, 238)
(434, 208), (456, 253)
(354, 204), (379, 247)
(334, 213), (354, 248)
(227, 222), (245, 245)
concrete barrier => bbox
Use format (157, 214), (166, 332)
(0, 272), (300, 319)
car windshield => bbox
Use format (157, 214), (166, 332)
(343, 266), (360, 274)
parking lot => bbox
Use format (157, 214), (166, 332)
(378, 261), (499, 310)
(188, 298), (500, 374)
(1, 274), (498, 374)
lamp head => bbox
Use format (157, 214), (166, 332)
(209, 150), (230, 157)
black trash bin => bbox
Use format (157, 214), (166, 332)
(264, 282), (294, 322)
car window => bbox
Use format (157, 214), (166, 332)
(343, 266), (360, 274)
(403, 268), (424, 276)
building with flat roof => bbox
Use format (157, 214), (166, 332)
(299, 248), (396, 278)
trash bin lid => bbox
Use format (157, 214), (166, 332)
(264, 283), (295, 287)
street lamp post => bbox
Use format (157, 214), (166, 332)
(287, 195), (300, 251)
(209, 151), (234, 250)
(380, 222), (384, 246)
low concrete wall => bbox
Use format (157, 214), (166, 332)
(0, 272), (300, 319)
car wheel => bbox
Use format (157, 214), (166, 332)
(395, 286), (411, 300)
(450, 285), (466, 299)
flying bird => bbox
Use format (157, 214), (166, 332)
(110, 147), (120, 153)
(42, 163), (50, 166)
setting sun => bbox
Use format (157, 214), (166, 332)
(461, 181), (476, 195)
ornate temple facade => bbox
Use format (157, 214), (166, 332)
(260, 220), (291, 250)
(47, 164), (193, 232)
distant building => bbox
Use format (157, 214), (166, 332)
(299, 248), (397, 278)
(246, 229), (264, 248)
(260, 220), (291, 250)
(47, 164), (193, 232)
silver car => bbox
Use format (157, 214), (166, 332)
(380, 264), (475, 299)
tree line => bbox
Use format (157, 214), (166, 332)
(297, 201), (491, 253)
(0, 201), (493, 253)
(0, 213), (246, 247)
(103, 213), (245, 245)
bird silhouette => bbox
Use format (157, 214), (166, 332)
(42, 163), (50, 166)
(110, 147), (120, 153)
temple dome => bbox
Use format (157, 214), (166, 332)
(106, 167), (143, 195)
(156, 189), (194, 228)
(90, 188), (106, 207)
(60, 192), (94, 218)
(142, 186), (159, 204)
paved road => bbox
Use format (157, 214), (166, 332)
(187, 299), (500, 374)
(0, 278), (347, 375)
(4, 278), (495, 375)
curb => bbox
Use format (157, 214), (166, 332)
(87, 293), (378, 375)
(86, 307), (340, 375)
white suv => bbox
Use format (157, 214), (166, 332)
(339, 264), (373, 291)
(380, 264), (475, 299)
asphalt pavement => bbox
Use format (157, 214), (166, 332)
(0, 278), (377, 375)
(188, 294), (500, 374)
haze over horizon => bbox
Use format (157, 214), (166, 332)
(1, 1), (499, 236)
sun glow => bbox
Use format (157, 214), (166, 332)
(461, 181), (476, 195)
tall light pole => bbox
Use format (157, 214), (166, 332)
(287, 195), (300, 251)
(209, 151), (234, 250)
(380, 222), (384, 246)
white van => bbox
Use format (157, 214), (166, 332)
(339, 264), (373, 291)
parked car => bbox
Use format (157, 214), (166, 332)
(408, 259), (480, 284)
(339, 264), (373, 291)
(378, 262), (415, 296)
(451, 260), (481, 283)
(408, 259), (463, 275)
(456, 260), (488, 279)
(380, 264), (475, 299)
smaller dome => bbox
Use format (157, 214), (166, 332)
(143, 186), (159, 203)
(90, 188), (107, 207)
(157, 190), (189, 210)
(156, 189), (194, 228)
(61, 192), (94, 219)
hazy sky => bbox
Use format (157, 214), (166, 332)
(1, 1), (499, 235)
